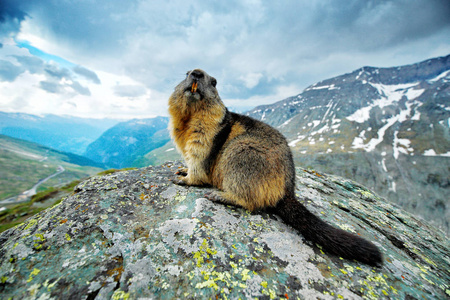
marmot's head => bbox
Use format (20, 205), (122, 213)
(169, 69), (222, 111)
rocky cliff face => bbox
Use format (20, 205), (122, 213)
(247, 55), (450, 235)
(0, 162), (448, 299)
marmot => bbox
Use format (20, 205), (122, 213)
(168, 69), (382, 266)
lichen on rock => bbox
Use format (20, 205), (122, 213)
(0, 162), (448, 299)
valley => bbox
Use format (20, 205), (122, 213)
(0, 135), (104, 201)
(83, 117), (170, 169)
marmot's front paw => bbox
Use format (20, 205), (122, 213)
(176, 169), (188, 177)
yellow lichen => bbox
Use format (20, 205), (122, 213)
(390, 286), (397, 294)
(358, 189), (374, 198)
(344, 264), (354, 273)
(43, 278), (59, 292)
(261, 287), (277, 299)
(337, 223), (356, 233)
(27, 268), (40, 283)
(423, 257), (437, 267)
(111, 289), (130, 300)
(24, 219), (38, 230)
(195, 279), (219, 290)
(35, 233), (45, 241)
(174, 194), (186, 201)
(241, 269), (251, 281)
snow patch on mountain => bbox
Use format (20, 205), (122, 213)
(346, 106), (372, 123)
(347, 82), (424, 123)
(428, 69), (450, 82)
(393, 131), (413, 159)
(423, 149), (450, 157)
(288, 136), (306, 147)
(305, 83), (339, 91)
(278, 117), (295, 128)
(351, 100), (416, 153)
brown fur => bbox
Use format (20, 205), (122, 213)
(168, 69), (383, 266)
(169, 69), (292, 210)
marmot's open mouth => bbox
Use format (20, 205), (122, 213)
(191, 82), (198, 93)
(184, 81), (202, 100)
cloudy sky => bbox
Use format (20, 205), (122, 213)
(1, 0), (449, 119)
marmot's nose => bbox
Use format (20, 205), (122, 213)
(190, 69), (204, 80)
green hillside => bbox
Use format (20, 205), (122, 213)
(132, 140), (181, 167)
(0, 134), (104, 200)
(83, 117), (170, 168)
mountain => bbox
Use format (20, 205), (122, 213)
(0, 134), (104, 201)
(0, 112), (119, 155)
(83, 117), (170, 169)
(247, 55), (450, 234)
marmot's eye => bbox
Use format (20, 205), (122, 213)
(211, 78), (217, 87)
(186, 71), (190, 78)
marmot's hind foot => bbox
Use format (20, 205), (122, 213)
(205, 191), (249, 210)
(204, 191), (227, 203)
(170, 176), (188, 186)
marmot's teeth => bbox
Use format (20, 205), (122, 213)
(191, 82), (198, 93)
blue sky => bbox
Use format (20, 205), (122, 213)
(0, 0), (449, 119)
(16, 41), (75, 69)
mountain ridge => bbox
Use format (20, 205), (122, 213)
(246, 54), (450, 234)
(0, 112), (119, 155)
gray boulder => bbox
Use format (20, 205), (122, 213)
(0, 162), (449, 299)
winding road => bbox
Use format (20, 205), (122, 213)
(0, 165), (65, 205)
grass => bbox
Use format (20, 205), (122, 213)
(96, 167), (137, 176)
(0, 179), (82, 233)
(0, 149), (58, 200)
(133, 140), (181, 167)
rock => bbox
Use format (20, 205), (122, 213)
(0, 162), (448, 299)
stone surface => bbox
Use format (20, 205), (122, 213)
(0, 162), (449, 299)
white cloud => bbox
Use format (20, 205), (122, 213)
(239, 72), (264, 89)
(0, 47), (167, 119)
(225, 83), (302, 112)
(0, 0), (449, 119)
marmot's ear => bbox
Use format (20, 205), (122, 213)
(211, 77), (217, 87)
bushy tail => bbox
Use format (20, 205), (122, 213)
(275, 197), (382, 266)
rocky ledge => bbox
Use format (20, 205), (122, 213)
(0, 162), (448, 299)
